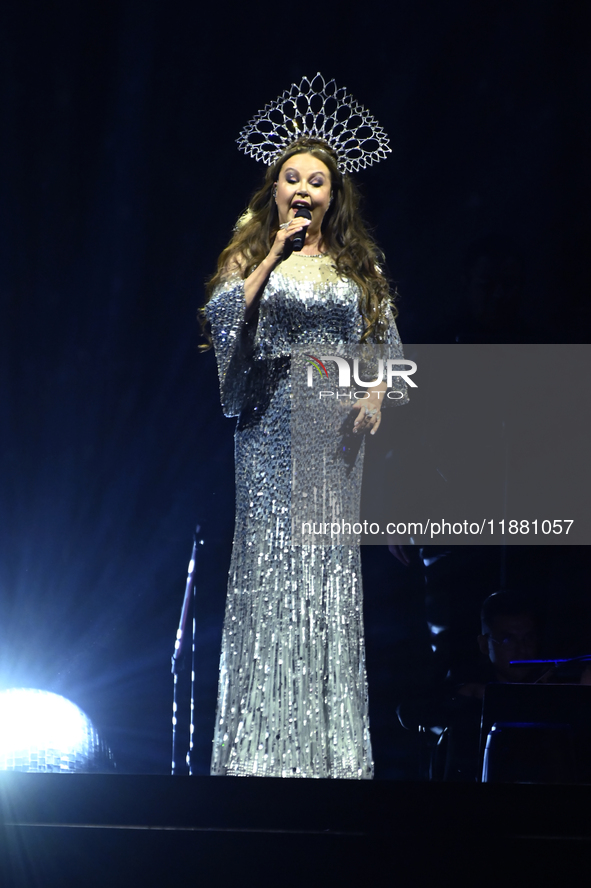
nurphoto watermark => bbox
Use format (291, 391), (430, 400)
(289, 344), (590, 545)
(303, 352), (416, 404)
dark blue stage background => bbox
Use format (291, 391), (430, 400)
(0, 0), (589, 776)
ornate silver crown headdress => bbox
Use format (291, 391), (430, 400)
(237, 73), (391, 173)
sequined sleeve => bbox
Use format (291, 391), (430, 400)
(206, 276), (254, 417)
(380, 299), (409, 407)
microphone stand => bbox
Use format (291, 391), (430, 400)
(171, 525), (204, 775)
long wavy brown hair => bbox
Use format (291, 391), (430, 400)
(200, 137), (397, 346)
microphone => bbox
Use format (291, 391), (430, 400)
(291, 206), (312, 252)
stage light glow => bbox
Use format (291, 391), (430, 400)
(0, 688), (114, 773)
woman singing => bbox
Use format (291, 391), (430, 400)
(202, 75), (405, 778)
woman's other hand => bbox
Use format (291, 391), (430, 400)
(351, 390), (384, 436)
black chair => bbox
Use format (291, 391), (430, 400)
(480, 684), (591, 783)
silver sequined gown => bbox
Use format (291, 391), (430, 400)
(207, 252), (404, 778)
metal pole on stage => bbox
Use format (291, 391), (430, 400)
(171, 525), (203, 775)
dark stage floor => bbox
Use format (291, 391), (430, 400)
(1, 773), (590, 887)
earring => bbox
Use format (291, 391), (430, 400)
(272, 184), (277, 199)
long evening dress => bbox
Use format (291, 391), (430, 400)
(207, 251), (404, 778)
